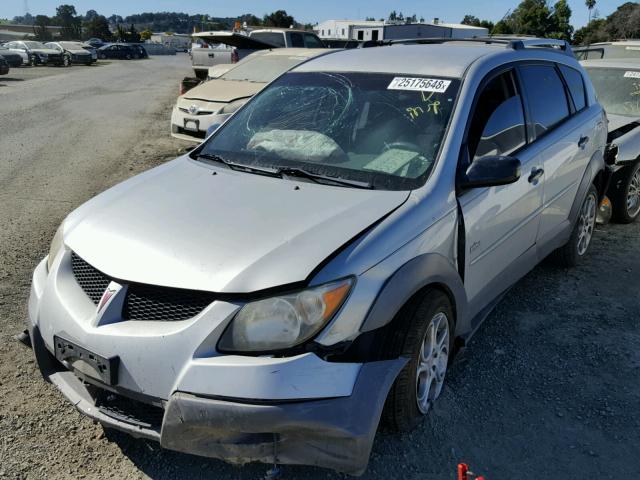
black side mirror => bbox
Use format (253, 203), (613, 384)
(459, 155), (521, 189)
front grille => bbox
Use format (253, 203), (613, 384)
(95, 389), (164, 430)
(71, 252), (110, 304)
(71, 252), (216, 321)
(124, 283), (217, 321)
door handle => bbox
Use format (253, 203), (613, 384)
(208, 53), (215, 58)
(528, 167), (544, 184)
(578, 135), (589, 149)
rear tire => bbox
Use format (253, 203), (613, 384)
(611, 160), (640, 224)
(381, 289), (454, 432)
(551, 184), (598, 267)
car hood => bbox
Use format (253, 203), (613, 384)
(64, 158), (409, 293)
(607, 113), (639, 132)
(67, 48), (91, 54)
(181, 78), (264, 104)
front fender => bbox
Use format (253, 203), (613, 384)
(570, 149), (605, 225)
(360, 253), (468, 336)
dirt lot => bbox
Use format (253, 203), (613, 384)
(0, 55), (639, 479)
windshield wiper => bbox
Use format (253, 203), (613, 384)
(195, 153), (279, 177)
(277, 167), (374, 189)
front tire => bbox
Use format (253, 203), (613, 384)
(381, 289), (454, 432)
(551, 184), (598, 267)
(611, 161), (640, 224)
(29, 54), (38, 67)
(63, 55), (71, 67)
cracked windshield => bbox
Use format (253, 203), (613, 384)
(199, 72), (460, 190)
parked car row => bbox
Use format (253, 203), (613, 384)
(0, 40), (149, 67)
(28, 37), (632, 477)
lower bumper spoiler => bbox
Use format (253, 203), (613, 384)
(29, 325), (406, 475)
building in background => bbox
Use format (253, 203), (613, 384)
(351, 21), (488, 41)
(150, 33), (191, 51)
(314, 20), (383, 40)
(315, 19), (488, 43)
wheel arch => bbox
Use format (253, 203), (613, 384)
(360, 253), (469, 339)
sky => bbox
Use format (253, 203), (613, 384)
(0, 0), (625, 28)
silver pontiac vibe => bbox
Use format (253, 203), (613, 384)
(27, 38), (607, 475)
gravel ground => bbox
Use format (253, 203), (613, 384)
(0, 55), (639, 479)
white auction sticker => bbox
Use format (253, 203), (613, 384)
(388, 77), (451, 93)
(624, 71), (640, 78)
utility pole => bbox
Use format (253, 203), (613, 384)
(24, 0), (30, 15)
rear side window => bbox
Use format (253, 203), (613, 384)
(252, 32), (286, 47)
(559, 65), (587, 112)
(290, 32), (304, 48)
(519, 65), (570, 137)
(304, 34), (324, 48)
(468, 70), (527, 160)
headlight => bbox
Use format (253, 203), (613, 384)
(218, 278), (354, 353)
(219, 99), (247, 115)
(47, 225), (64, 271)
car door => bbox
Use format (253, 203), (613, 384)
(458, 68), (545, 315)
(517, 63), (599, 256)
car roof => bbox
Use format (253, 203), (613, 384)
(581, 58), (640, 69)
(292, 43), (506, 78)
(584, 40), (640, 46)
(247, 47), (335, 59)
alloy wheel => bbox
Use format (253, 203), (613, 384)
(577, 191), (597, 256)
(415, 311), (450, 415)
(626, 167), (640, 219)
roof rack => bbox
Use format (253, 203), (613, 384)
(386, 37), (573, 56)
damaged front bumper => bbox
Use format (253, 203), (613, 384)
(29, 323), (404, 475)
(27, 256), (407, 475)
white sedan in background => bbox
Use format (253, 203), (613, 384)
(171, 48), (335, 142)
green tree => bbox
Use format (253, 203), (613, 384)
(572, 18), (607, 44)
(585, 0), (596, 23)
(115, 24), (127, 41)
(140, 28), (152, 41)
(55, 4), (82, 39)
(83, 15), (112, 40)
(511, 0), (553, 37)
(605, 1), (640, 39)
(492, 19), (513, 34)
(239, 13), (262, 26)
(461, 14), (495, 31)
(127, 23), (140, 42)
(263, 10), (294, 28)
(33, 15), (53, 41)
(549, 0), (573, 40)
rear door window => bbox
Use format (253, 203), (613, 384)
(519, 64), (571, 137)
(559, 65), (587, 112)
(290, 32), (304, 47)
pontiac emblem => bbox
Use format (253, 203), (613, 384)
(97, 281), (123, 314)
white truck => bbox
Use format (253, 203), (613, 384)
(190, 28), (325, 79)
